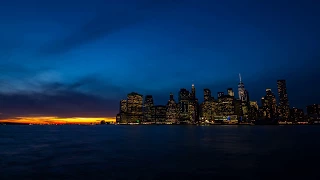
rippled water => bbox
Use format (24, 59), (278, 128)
(1, 125), (320, 179)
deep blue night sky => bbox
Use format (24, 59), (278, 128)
(0, 0), (319, 118)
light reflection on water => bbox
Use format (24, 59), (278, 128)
(0, 125), (320, 179)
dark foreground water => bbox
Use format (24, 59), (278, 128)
(1, 125), (320, 180)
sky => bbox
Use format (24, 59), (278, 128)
(0, 0), (319, 122)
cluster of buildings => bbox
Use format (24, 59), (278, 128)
(116, 75), (320, 125)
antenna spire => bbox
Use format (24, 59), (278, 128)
(239, 73), (242, 83)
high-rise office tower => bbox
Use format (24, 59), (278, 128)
(126, 92), (143, 123)
(118, 99), (128, 123)
(179, 88), (190, 121)
(265, 88), (277, 118)
(227, 88), (234, 97)
(248, 101), (259, 121)
(166, 93), (179, 123)
(217, 95), (234, 116)
(189, 84), (199, 123)
(144, 95), (154, 122)
(277, 80), (290, 121)
(201, 88), (215, 122)
(238, 73), (248, 102)
(204, 88), (211, 101)
(190, 84), (196, 100)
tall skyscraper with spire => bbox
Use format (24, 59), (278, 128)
(238, 73), (248, 102)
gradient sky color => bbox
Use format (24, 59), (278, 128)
(0, 0), (319, 121)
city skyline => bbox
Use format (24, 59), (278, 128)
(0, 0), (320, 122)
(116, 78), (319, 125)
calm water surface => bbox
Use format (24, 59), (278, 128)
(1, 125), (320, 179)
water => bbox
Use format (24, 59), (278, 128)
(1, 125), (320, 180)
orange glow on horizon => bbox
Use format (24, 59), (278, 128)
(0, 116), (116, 124)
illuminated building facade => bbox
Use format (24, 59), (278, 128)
(179, 88), (190, 122)
(189, 84), (199, 123)
(264, 88), (277, 119)
(260, 97), (267, 118)
(260, 89), (277, 119)
(166, 93), (179, 123)
(126, 92), (143, 123)
(277, 80), (290, 121)
(120, 100), (127, 113)
(217, 95), (234, 116)
(238, 73), (248, 102)
(119, 99), (128, 123)
(200, 88), (214, 122)
(248, 101), (259, 121)
(144, 95), (154, 122)
(290, 108), (305, 123)
(152, 105), (167, 123)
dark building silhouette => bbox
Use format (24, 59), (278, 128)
(144, 95), (154, 122)
(233, 99), (243, 119)
(277, 80), (290, 121)
(217, 92), (224, 98)
(290, 108), (305, 123)
(306, 104), (320, 122)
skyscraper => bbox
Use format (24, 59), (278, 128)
(179, 88), (190, 122)
(166, 93), (179, 123)
(144, 95), (154, 122)
(189, 84), (199, 123)
(190, 84), (196, 100)
(238, 73), (248, 102)
(265, 88), (277, 119)
(118, 99), (128, 123)
(126, 92), (143, 123)
(277, 80), (290, 121)
(248, 101), (259, 121)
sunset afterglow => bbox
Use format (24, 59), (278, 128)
(0, 116), (116, 124)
